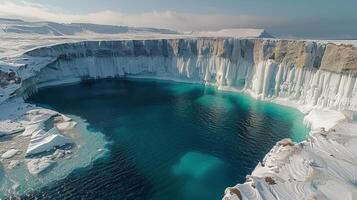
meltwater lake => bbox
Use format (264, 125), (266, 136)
(25, 78), (309, 200)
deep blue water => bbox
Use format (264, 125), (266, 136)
(25, 78), (308, 200)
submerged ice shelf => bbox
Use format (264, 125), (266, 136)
(0, 36), (356, 199)
(0, 99), (108, 198)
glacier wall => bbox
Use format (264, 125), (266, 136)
(19, 39), (357, 112)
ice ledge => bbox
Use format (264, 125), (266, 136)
(223, 111), (357, 200)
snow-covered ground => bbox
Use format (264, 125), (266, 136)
(0, 18), (357, 199)
(0, 17), (272, 58)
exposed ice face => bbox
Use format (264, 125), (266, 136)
(18, 38), (357, 112)
(1, 149), (19, 159)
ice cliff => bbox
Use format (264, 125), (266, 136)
(1, 38), (357, 199)
(18, 39), (357, 112)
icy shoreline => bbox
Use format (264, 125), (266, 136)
(0, 37), (356, 199)
(0, 98), (109, 197)
(223, 114), (357, 200)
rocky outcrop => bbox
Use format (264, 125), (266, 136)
(321, 44), (357, 74)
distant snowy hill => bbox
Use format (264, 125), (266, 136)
(0, 18), (178, 36)
(0, 18), (275, 58)
(0, 18), (273, 38)
(191, 28), (273, 38)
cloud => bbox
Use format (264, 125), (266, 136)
(0, 1), (97, 23)
(0, 1), (285, 31)
(3, 1), (354, 39)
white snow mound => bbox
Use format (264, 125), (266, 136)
(26, 128), (70, 155)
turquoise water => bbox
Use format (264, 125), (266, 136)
(25, 78), (309, 200)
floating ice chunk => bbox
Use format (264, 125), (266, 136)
(26, 157), (56, 175)
(22, 123), (44, 137)
(26, 128), (70, 155)
(52, 149), (65, 159)
(55, 121), (77, 131)
(26, 109), (58, 124)
(0, 120), (24, 136)
(60, 114), (72, 122)
(26, 109), (58, 117)
(7, 160), (21, 169)
(29, 114), (52, 124)
(1, 149), (19, 159)
(53, 115), (77, 131)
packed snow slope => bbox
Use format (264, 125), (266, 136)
(0, 31), (357, 199)
(0, 18), (271, 38)
(0, 18), (178, 36)
(0, 18), (272, 58)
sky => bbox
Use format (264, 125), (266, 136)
(0, 0), (356, 39)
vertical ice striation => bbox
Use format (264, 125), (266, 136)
(20, 38), (357, 112)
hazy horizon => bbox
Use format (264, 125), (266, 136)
(0, 0), (356, 39)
